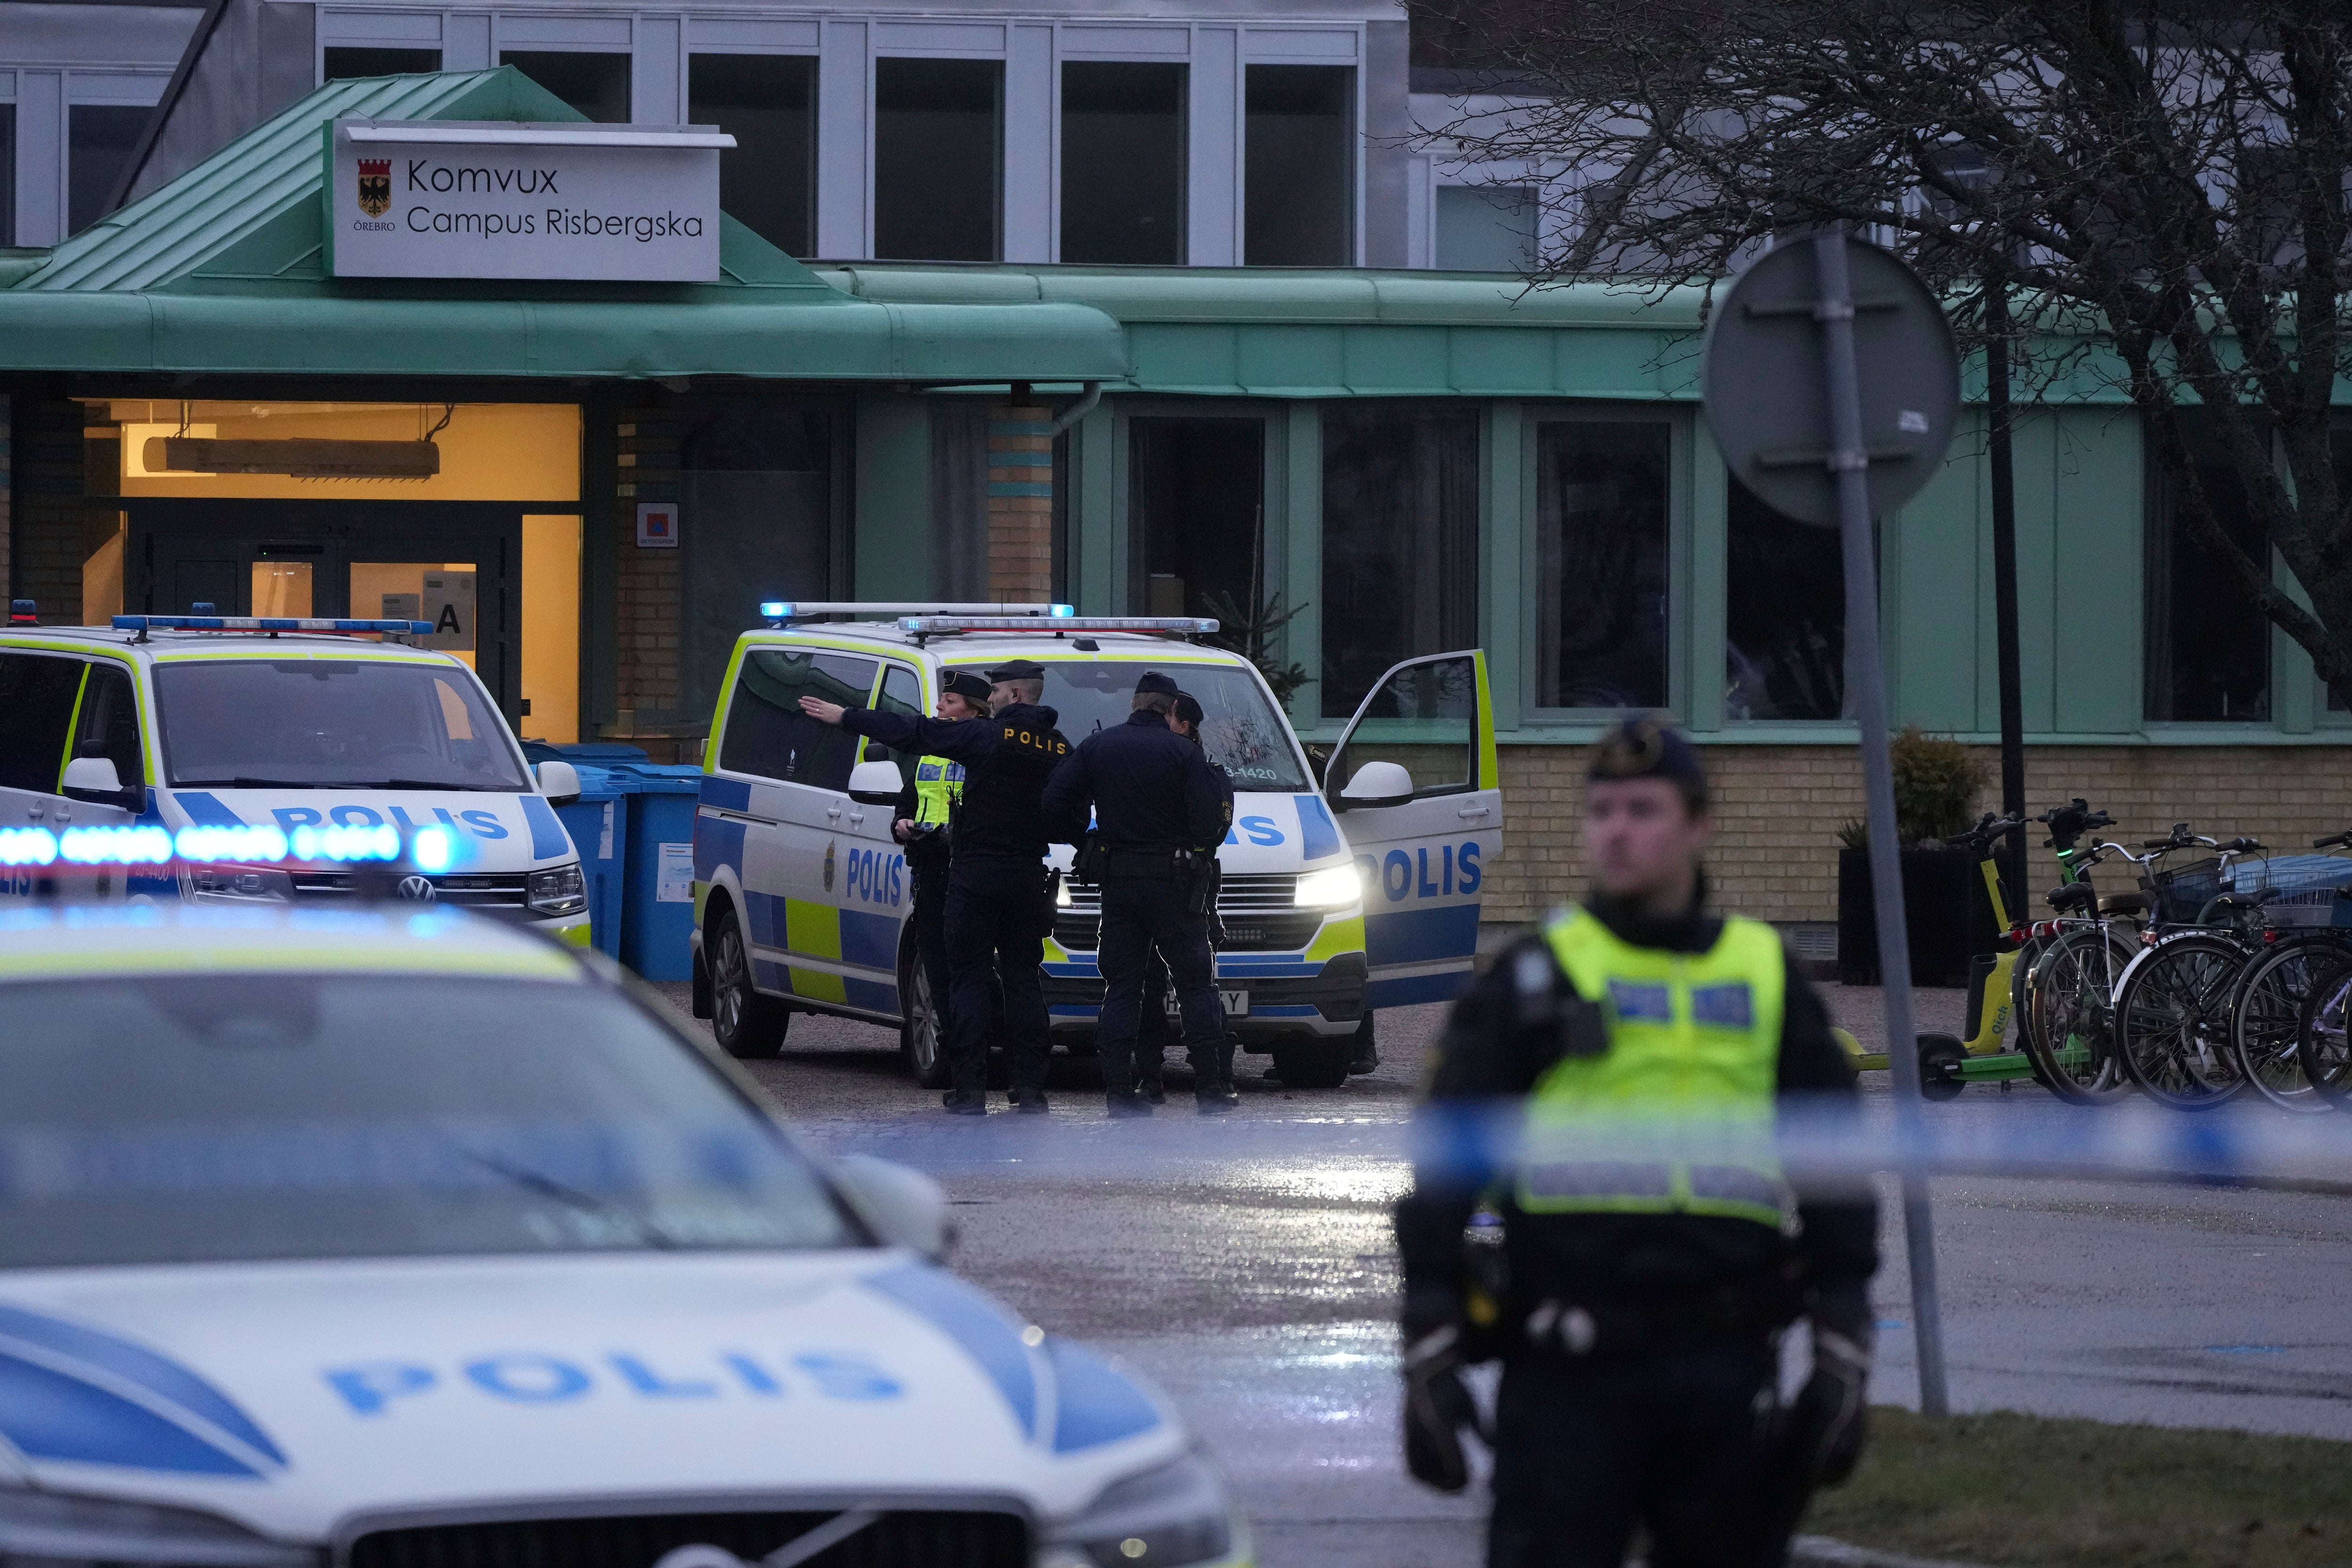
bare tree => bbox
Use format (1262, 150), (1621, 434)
(1417, 1), (2352, 699)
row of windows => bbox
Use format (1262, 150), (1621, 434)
(0, 100), (154, 243)
(324, 48), (1356, 265)
(1124, 409), (2352, 730)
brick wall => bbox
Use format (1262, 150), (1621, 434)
(612, 414), (681, 732)
(1484, 740), (2352, 929)
(986, 403), (1053, 602)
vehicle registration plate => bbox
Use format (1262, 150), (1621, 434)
(1163, 988), (1250, 1017)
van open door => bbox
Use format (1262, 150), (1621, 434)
(1326, 650), (1502, 1008)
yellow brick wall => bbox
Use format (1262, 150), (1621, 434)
(1485, 741), (2352, 928)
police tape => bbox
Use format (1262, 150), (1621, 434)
(0, 823), (450, 868)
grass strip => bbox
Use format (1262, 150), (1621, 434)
(1804, 1407), (2352, 1568)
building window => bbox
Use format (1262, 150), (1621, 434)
(501, 51), (631, 123)
(1435, 185), (1535, 273)
(68, 105), (150, 236)
(1245, 66), (1352, 267)
(1061, 62), (1184, 266)
(325, 48), (440, 82)
(690, 54), (816, 257)
(1534, 421), (1669, 710)
(1321, 409), (1478, 718)
(1725, 472), (1848, 721)
(0, 105), (14, 247)
(1131, 417), (1264, 621)
(874, 58), (1002, 263)
(2146, 412), (2272, 722)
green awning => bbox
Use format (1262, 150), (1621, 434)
(0, 68), (1127, 385)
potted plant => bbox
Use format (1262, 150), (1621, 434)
(1836, 727), (1994, 987)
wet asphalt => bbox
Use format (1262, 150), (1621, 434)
(647, 981), (2352, 1568)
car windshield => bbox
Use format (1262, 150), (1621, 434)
(154, 659), (530, 790)
(1035, 661), (1310, 791)
(0, 974), (856, 1268)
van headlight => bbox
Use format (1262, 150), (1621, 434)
(0, 1484), (314, 1566)
(1293, 865), (1363, 910)
(527, 861), (587, 916)
(1037, 1451), (1241, 1568)
(186, 863), (294, 903)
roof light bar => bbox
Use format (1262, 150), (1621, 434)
(897, 615), (1220, 637)
(756, 601), (1072, 624)
(112, 616), (436, 635)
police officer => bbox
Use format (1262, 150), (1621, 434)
(893, 669), (993, 1063)
(1135, 690), (1236, 1102)
(1043, 671), (1234, 1115)
(800, 660), (1072, 1115)
(1394, 716), (1879, 1568)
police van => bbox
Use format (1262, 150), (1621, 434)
(689, 605), (1503, 1089)
(0, 615), (589, 938)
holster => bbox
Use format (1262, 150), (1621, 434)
(1074, 829), (1110, 884)
(904, 825), (952, 875)
(1184, 854), (1221, 917)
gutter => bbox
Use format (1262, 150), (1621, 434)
(1050, 381), (1103, 434)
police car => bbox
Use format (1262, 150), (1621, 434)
(687, 605), (1503, 1089)
(0, 616), (588, 939)
(0, 903), (1247, 1567)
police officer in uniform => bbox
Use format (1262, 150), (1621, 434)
(1044, 671), (1235, 1116)
(892, 669), (993, 1068)
(801, 660), (1072, 1114)
(1135, 690), (1236, 1102)
(1394, 716), (1879, 1568)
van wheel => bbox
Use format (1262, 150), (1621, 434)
(711, 907), (790, 1059)
(900, 958), (952, 1089)
(1271, 1039), (1352, 1089)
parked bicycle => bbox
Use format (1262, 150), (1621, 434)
(2110, 833), (2276, 1110)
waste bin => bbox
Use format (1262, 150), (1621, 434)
(612, 763), (704, 981)
(550, 764), (628, 960)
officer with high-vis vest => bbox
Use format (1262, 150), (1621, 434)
(802, 660), (1073, 1115)
(891, 668), (993, 1053)
(1394, 716), (1879, 1568)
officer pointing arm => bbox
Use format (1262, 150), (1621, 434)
(1393, 716), (1879, 1567)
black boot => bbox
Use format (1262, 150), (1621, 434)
(941, 1089), (987, 1116)
(1194, 1075), (1240, 1113)
(1105, 1088), (1153, 1118)
(1010, 1086), (1050, 1114)
(1139, 1074), (1167, 1105)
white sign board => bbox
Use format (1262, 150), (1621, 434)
(327, 119), (730, 282)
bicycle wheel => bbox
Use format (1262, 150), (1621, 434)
(2022, 925), (2135, 1104)
(2008, 931), (2049, 1060)
(2229, 936), (2351, 1114)
(2296, 955), (2352, 1111)
(2114, 933), (2253, 1109)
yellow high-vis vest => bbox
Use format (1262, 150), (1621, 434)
(912, 756), (964, 826)
(1515, 906), (1790, 1230)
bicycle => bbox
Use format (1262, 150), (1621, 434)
(2015, 824), (2185, 1105)
(2225, 828), (2352, 1114)
(2110, 833), (2275, 1110)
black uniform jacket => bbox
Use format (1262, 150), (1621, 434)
(838, 702), (1071, 860)
(1394, 892), (1879, 1320)
(1042, 710), (1230, 851)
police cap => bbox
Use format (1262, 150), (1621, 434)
(1134, 670), (1181, 697)
(986, 659), (1047, 682)
(1172, 692), (1205, 725)
(941, 669), (993, 703)
(1587, 713), (1708, 810)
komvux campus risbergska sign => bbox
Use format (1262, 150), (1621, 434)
(325, 119), (730, 282)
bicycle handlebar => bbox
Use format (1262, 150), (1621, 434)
(2316, 830), (2352, 850)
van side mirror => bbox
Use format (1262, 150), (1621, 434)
(1334, 760), (1414, 812)
(833, 1154), (955, 1260)
(534, 759), (582, 807)
(847, 759), (905, 807)
(61, 756), (141, 812)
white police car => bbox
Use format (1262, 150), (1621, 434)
(0, 617), (588, 940)
(0, 903), (1246, 1567)
(688, 606), (1503, 1089)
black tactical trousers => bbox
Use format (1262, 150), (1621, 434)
(1486, 1336), (1794, 1568)
(942, 853), (1049, 1094)
(1097, 877), (1224, 1088)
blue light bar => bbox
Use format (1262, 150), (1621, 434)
(0, 823), (415, 868)
(897, 615), (1220, 636)
(113, 616), (437, 635)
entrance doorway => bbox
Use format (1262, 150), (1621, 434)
(126, 500), (527, 720)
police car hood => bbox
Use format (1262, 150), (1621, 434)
(164, 786), (576, 869)
(0, 1251), (1182, 1541)
(1049, 791), (1351, 877)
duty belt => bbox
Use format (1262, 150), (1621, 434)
(1517, 1281), (1798, 1360)
(1102, 845), (1194, 881)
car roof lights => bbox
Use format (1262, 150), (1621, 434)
(895, 615), (1219, 640)
(755, 601), (1072, 626)
(111, 616), (437, 636)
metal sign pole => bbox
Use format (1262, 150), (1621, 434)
(1811, 226), (1953, 1418)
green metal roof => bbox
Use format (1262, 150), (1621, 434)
(0, 69), (1128, 384)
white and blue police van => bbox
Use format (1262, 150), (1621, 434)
(0, 901), (1247, 1568)
(688, 605), (1504, 1088)
(0, 616), (588, 939)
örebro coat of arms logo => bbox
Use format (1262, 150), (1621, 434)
(357, 158), (392, 217)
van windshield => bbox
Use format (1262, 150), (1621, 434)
(154, 659), (530, 791)
(1034, 661), (1310, 791)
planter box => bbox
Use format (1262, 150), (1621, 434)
(1836, 845), (1995, 988)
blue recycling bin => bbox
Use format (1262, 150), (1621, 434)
(612, 763), (705, 981)
(550, 764), (628, 960)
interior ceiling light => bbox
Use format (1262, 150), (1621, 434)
(141, 438), (441, 479)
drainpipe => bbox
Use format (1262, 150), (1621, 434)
(1050, 382), (1103, 435)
